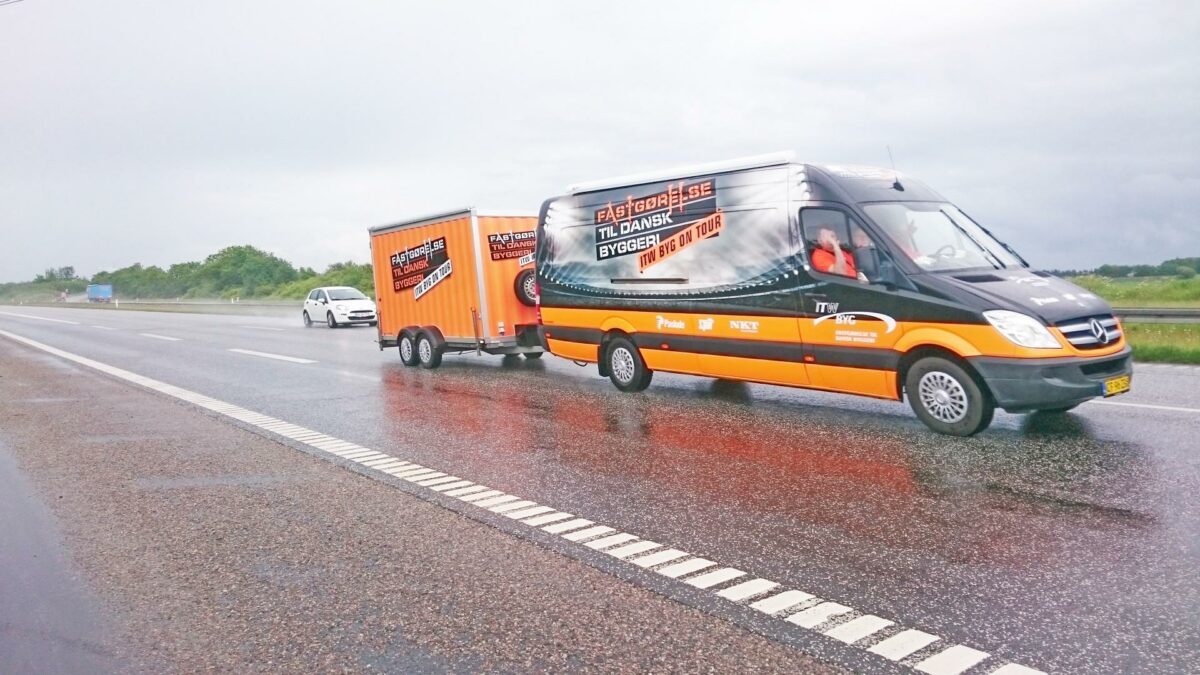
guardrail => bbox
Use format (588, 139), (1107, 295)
(1114, 308), (1200, 323)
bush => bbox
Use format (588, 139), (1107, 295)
(1177, 266), (1196, 279)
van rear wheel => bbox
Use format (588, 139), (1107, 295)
(906, 356), (993, 436)
(606, 337), (652, 392)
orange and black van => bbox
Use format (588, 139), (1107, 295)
(534, 153), (1131, 435)
(370, 208), (543, 367)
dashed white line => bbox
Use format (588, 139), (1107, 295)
(92, 325), (115, 330)
(0, 310), (79, 325)
(1090, 400), (1200, 414)
(140, 333), (181, 341)
(239, 326), (286, 331)
(227, 348), (316, 364)
(0, 326), (1048, 675)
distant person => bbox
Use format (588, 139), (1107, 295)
(811, 227), (857, 279)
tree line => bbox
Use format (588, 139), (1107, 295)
(1, 246), (374, 301)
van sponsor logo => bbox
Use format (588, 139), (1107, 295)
(487, 230), (537, 261)
(518, 251), (536, 267)
(656, 315), (685, 330)
(698, 317), (714, 332)
(729, 319), (759, 334)
(814, 301), (840, 314)
(390, 237), (451, 296)
(593, 179), (717, 261)
(812, 312), (898, 334)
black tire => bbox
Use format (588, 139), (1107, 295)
(514, 269), (537, 307)
(523, 351), (544, 359)
(303, 311), (312, 327)
(605, 336), (653, 392)
(417, 333), (442, 369)
(905, 356), (994, 436)
(368, 321), (378, 327)
(398, 333), (420, 367)
(326, 312), (338, 329)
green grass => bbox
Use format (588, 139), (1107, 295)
(1071, 275), (1200, 308)
(1123, 322), (1200, 364)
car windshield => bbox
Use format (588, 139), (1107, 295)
(861, 202), (1025, 272)
(327, 288), (367, 301)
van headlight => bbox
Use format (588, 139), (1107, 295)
(983, 310), (1060, 349)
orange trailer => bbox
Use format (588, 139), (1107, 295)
(369, 208), (542, 368)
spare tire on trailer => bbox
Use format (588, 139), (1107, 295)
(514, 269), (537, 307)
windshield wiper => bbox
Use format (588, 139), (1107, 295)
(940, 209), (1003, 269)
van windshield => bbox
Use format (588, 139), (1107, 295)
(861, 202), (1025, 272)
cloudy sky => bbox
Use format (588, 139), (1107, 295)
(1, 0), (1196, 281)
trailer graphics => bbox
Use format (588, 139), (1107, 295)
(390, 237), (451, 297)
(594, 179), (717, 262)
(487, 230), (537, 261)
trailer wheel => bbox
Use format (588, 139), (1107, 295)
(523, 351), (543, 360)
(398, 333), (420, 367)
(605, 336), (652, 392)
(303, 311), (312, 327)
(417, 333), (442, 369)
(905, 356), (994, 436)
(514, 269), (537, 307)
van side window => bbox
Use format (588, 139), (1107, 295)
(801, 209), (885, 283)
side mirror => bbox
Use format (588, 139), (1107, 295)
(874, 259), (903, 289)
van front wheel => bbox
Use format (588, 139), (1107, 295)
(606, 337), (652, 392)
(905, 357), (993, 436)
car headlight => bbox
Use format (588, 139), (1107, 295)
(983, 310), (1060, 349)
(335, 304), (346, 311)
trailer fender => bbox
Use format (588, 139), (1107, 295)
(418, 325), (447, 349)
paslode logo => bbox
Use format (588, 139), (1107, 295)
(656, 315), (685, 330)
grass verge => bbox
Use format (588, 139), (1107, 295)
(1124, 322), (1200, 364)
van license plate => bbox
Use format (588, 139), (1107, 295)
(1104, 375), (1131, 397)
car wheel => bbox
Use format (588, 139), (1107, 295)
(605, 336), (652, 392)
(417, 334), (442, 369)
(398, 333), (419, 367)
(906, 356), (994, 436)
(514, 269), (537, 307)
(368, 321), (378, 327)
(523, 351), (544, 359)
(303, 311), (312, 327)
(327, 312), (338, 329)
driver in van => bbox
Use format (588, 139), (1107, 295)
(811, 227), (858, 279)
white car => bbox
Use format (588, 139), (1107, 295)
(302, 286), (377, 328)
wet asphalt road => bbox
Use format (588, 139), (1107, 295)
(1, 305), (1198, 673)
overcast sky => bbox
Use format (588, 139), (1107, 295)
(2, 0), (1197, 282)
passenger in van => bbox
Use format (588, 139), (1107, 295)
(811, 227), (858, 279)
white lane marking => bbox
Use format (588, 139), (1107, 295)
(92, 325), (115, 330)
(542, 518), (593, 534)
(431, 480), (475, 493)
(417, 475), (463, 488)
(605, 540), (661, 560)
(490, 500), (537, 514)
(503, 505), (555, 520)
(140, 333), (181, 341)
(227, 348), (316, 364)
(584, 532), (639, 550)
(405, 471), (445, 483)
(868, 629), (940, 661)
(750, 590), (816, 616)
(474, 494), (520, 508)
(787, 602), (853, 628)
(0, 311), (79, 325)
(824, 615), (894, 644)
(717, 578), (779, 602)
(656, 558), (716, 579)
(0, 326), (1044, 675)
(239, 326), (285, 332)
(562, 525), (615, 542)
(685, 567), (745, 589)
(522, 511), (574, 527)
(1090, 400), (1200, 414)
(914, 645), (990, 675)
(630, 548), (689, 569)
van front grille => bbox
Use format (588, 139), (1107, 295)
(1056, 314), (1120, 349)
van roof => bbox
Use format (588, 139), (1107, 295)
(566, 151), (796, 195)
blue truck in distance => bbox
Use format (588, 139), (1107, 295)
(86, 284), (113, 303)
